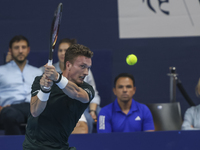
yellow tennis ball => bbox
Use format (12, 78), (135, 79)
(126, 54), (137, 65)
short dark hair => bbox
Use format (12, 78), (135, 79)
(114, 73), (135, 87)
(9, 35), (29, 48)
(58, 38), (77, 47)
(64, 44), (93, 69)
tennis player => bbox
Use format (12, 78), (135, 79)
(23, 44), (94, 150)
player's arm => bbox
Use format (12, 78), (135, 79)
(45, 65), (93, 103)
(30, 74), (53, 117)
(62, 80), (90, 103)
(30, 95), (47, 117)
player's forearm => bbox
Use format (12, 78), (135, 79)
(62, 81), (89, 103)
(30, 96), (47, 117)
(55, 73), (90, 103)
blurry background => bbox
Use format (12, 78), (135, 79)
(0, 0), (200, 117)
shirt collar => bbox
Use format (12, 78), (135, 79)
(10, 60), (29, 66)
(113, 98), (138, 113)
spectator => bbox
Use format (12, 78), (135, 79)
(181, 78), (200, 130)
(97, 73), (155, 133)
(0, 35), (42, 135)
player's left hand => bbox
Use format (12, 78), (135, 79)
(44, 64), (59, 81)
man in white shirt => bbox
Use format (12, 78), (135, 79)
(0, 35), (42, 135)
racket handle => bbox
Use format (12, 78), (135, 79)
(43, 86), (51, 90)
(43, 59), (53, 89)
(48, 59), (53, 66)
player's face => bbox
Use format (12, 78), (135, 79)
(57, 43), (70, 63)
(10, 40), (30, 64)
(113, 77), (136, 103)
(68, 56), (92, 84)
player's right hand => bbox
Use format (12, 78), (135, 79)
(40, 74), (53, 91)
(44, 64), (59, 81)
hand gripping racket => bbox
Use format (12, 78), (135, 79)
(44, 3), (62, 90)
(48, 3), (63, 66)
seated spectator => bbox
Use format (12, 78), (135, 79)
(0, 35), (42, 135)
(182, 79), (200, 130)
(40, 38), (101, 133)
(97, 73), (155, 133)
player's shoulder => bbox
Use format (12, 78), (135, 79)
(81, 81), (92, 87)
(81, 81), (95, 101)
(80, 81), (94, 91)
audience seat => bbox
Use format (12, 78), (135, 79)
(146, 102), (182, 131)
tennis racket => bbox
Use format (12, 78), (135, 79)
(48, 3), (63, 66)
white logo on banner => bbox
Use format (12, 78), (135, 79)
(118, 0), (200, 38)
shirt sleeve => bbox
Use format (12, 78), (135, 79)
(181, 107), (197, 130)
(81, 82), (95, 102)
(31, 76), (42, 97)
(84, 69), (101, 105)
(78, 114), (87, 123)
(97, 108), (112, 133)
(143, 105), (155, 131)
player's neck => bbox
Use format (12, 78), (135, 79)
(62, 70), (69, 79)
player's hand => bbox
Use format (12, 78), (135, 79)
(44, 64), (59, 81)
(40, 74), (53, 91)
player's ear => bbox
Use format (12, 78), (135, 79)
(66, 61), (72, 70)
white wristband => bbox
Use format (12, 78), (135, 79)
(37, 90), (50, 102)
(56, 75), (68, 89)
